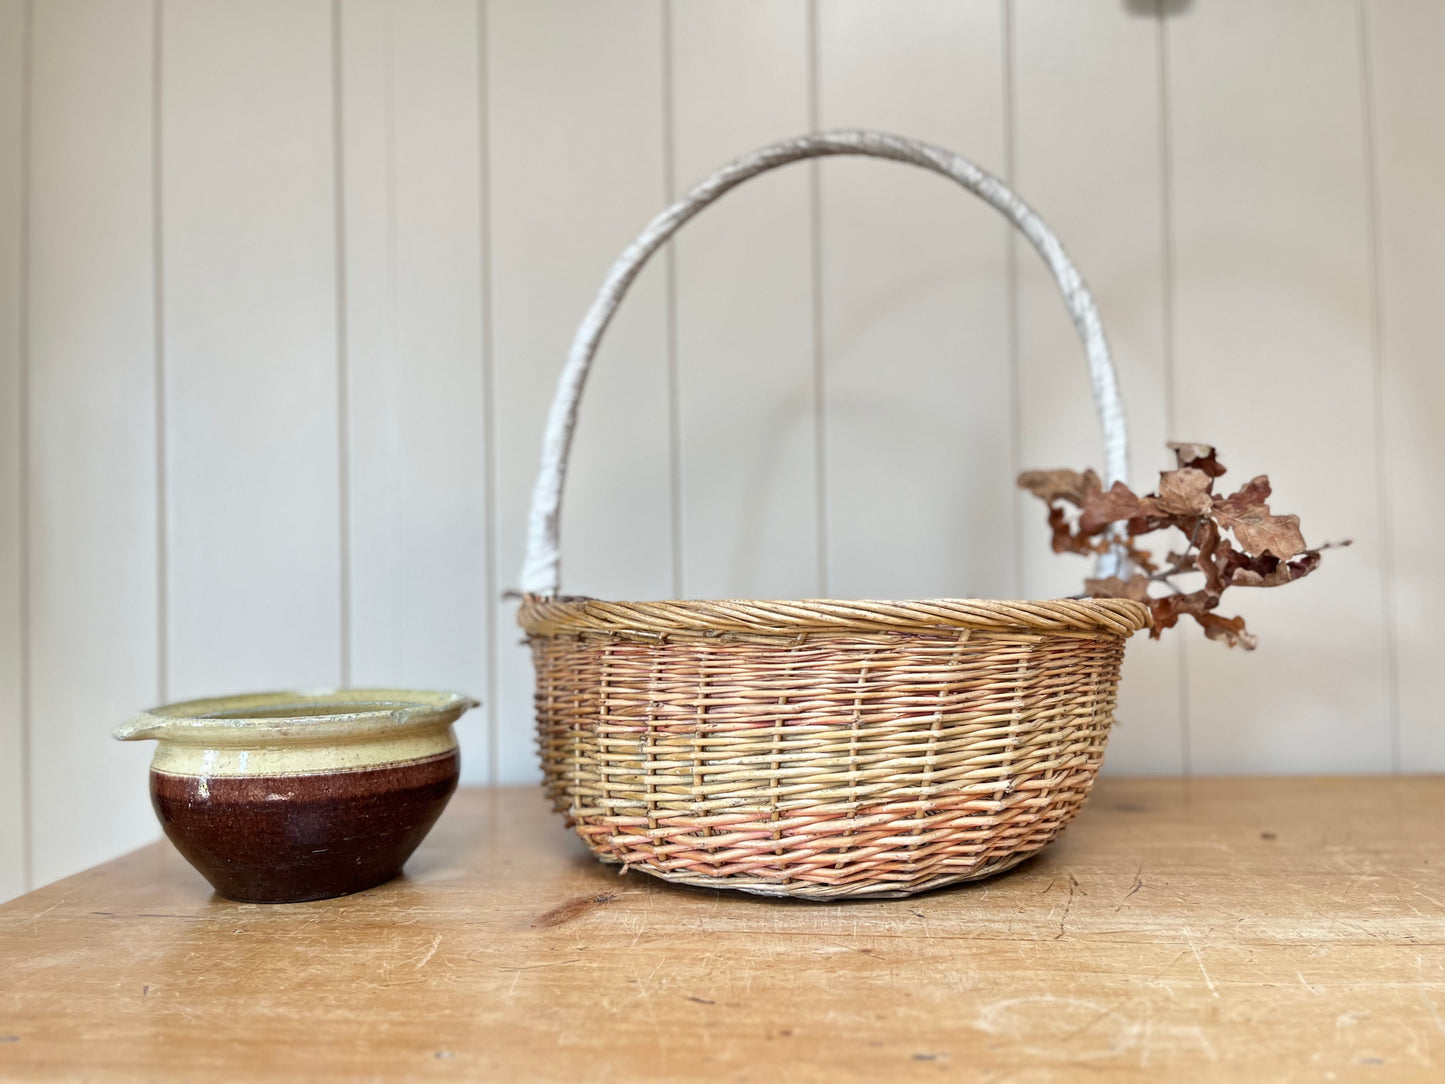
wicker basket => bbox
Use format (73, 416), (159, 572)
(517, 131), (1150, 900)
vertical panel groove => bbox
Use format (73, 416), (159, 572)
(660, 0), (682, 598)
(1355, 0), (1399, 773)
(17, 0), (33, 892)
(152, 0), (168, 705)
(383, 2), (398, 462)
(805, 0), (828, 597)
(1001, 0), (1021, 600)
(478, 0), (499, 785)
(1156, 1), (1189, 778)
(331, 0), (352, 687)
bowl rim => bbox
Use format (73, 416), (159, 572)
(113, 687), (479, 746)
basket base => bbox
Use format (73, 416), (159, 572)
(602, 848), (1039, 901)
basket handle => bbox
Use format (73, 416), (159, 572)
(521, 129), (1129, 597)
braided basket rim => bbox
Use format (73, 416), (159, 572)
(518, 595), (1151, 638)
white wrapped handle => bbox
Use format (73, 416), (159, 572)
(521, 129), (1129, 597)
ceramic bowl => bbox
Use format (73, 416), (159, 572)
(114, 688), (476, 903)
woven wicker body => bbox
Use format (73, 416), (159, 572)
(516, 132), (1150, 899)
(521, 597), (1148, 899)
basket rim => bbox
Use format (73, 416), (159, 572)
(517, 594), (1150, 638)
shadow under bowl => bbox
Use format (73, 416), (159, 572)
(114, 688), (476, 904)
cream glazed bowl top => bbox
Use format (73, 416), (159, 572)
(113, 687), (476, 777)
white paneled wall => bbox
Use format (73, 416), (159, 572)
(819, 1), (1014, 605)
(340, 0), (493, 780)
(163, 0), (344, 703)
(671, 0), (819, 604)
(1369, 0), (1445, 771)
(1168, 2), (1391, 774)
(24, 0), (159, 889)
(2, 0), (1440, 901)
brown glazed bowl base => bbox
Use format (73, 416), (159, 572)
(150, 749), (460, 904)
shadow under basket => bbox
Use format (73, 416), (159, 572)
(514, 131), (1152, 899)
(521, 597), (1148, 900)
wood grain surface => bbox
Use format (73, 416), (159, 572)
(3, 778), (1443, 1081)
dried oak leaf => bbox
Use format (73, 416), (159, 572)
(1221, 473), (1271, 507)
(1079, 481), (1146, 535)
(1018, 468), (1101, 508)
(1155, 467), (1214, 517)
(1227, 548), (1322, 588)
(1196, 612), (1258, 651)
(1212, 474), (1307, 559)
(1048, 505), (1098, 556)
(1126, 510), (1180, 537)
(1217, 539), (1266, 585)
(1148, 590), (1249, 646)
(1146, 592), (1197, 636)
(1084, 574), (1152, 604)
(1168, 442), (1227, 478)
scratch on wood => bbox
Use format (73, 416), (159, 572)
(414, 934), (442, 970)
(1115, 862), (1146, 912)
(1420, 991), (1445, 1036)
(1126, 862), (1145, 898)
(497, 960), (581, 972)
(1419, 955), (1445, 1036)
(29, 900), (64, 929)
(1054, 874), (1080, 940)
(1184, 929), (1219, 998)
(532, 892), (617, 928)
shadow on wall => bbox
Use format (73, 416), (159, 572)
(1123, 0), (1193, 15)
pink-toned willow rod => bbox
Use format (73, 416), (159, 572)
(520, 129), (1130, 597)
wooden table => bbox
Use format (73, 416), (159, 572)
(3, 779), (1443, 1081)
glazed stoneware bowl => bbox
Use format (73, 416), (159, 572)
(113, 688), (476, 903)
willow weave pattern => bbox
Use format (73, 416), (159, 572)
(523, 597), (1145, 899)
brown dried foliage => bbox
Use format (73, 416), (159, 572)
(1019, 443), (1345, 650)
